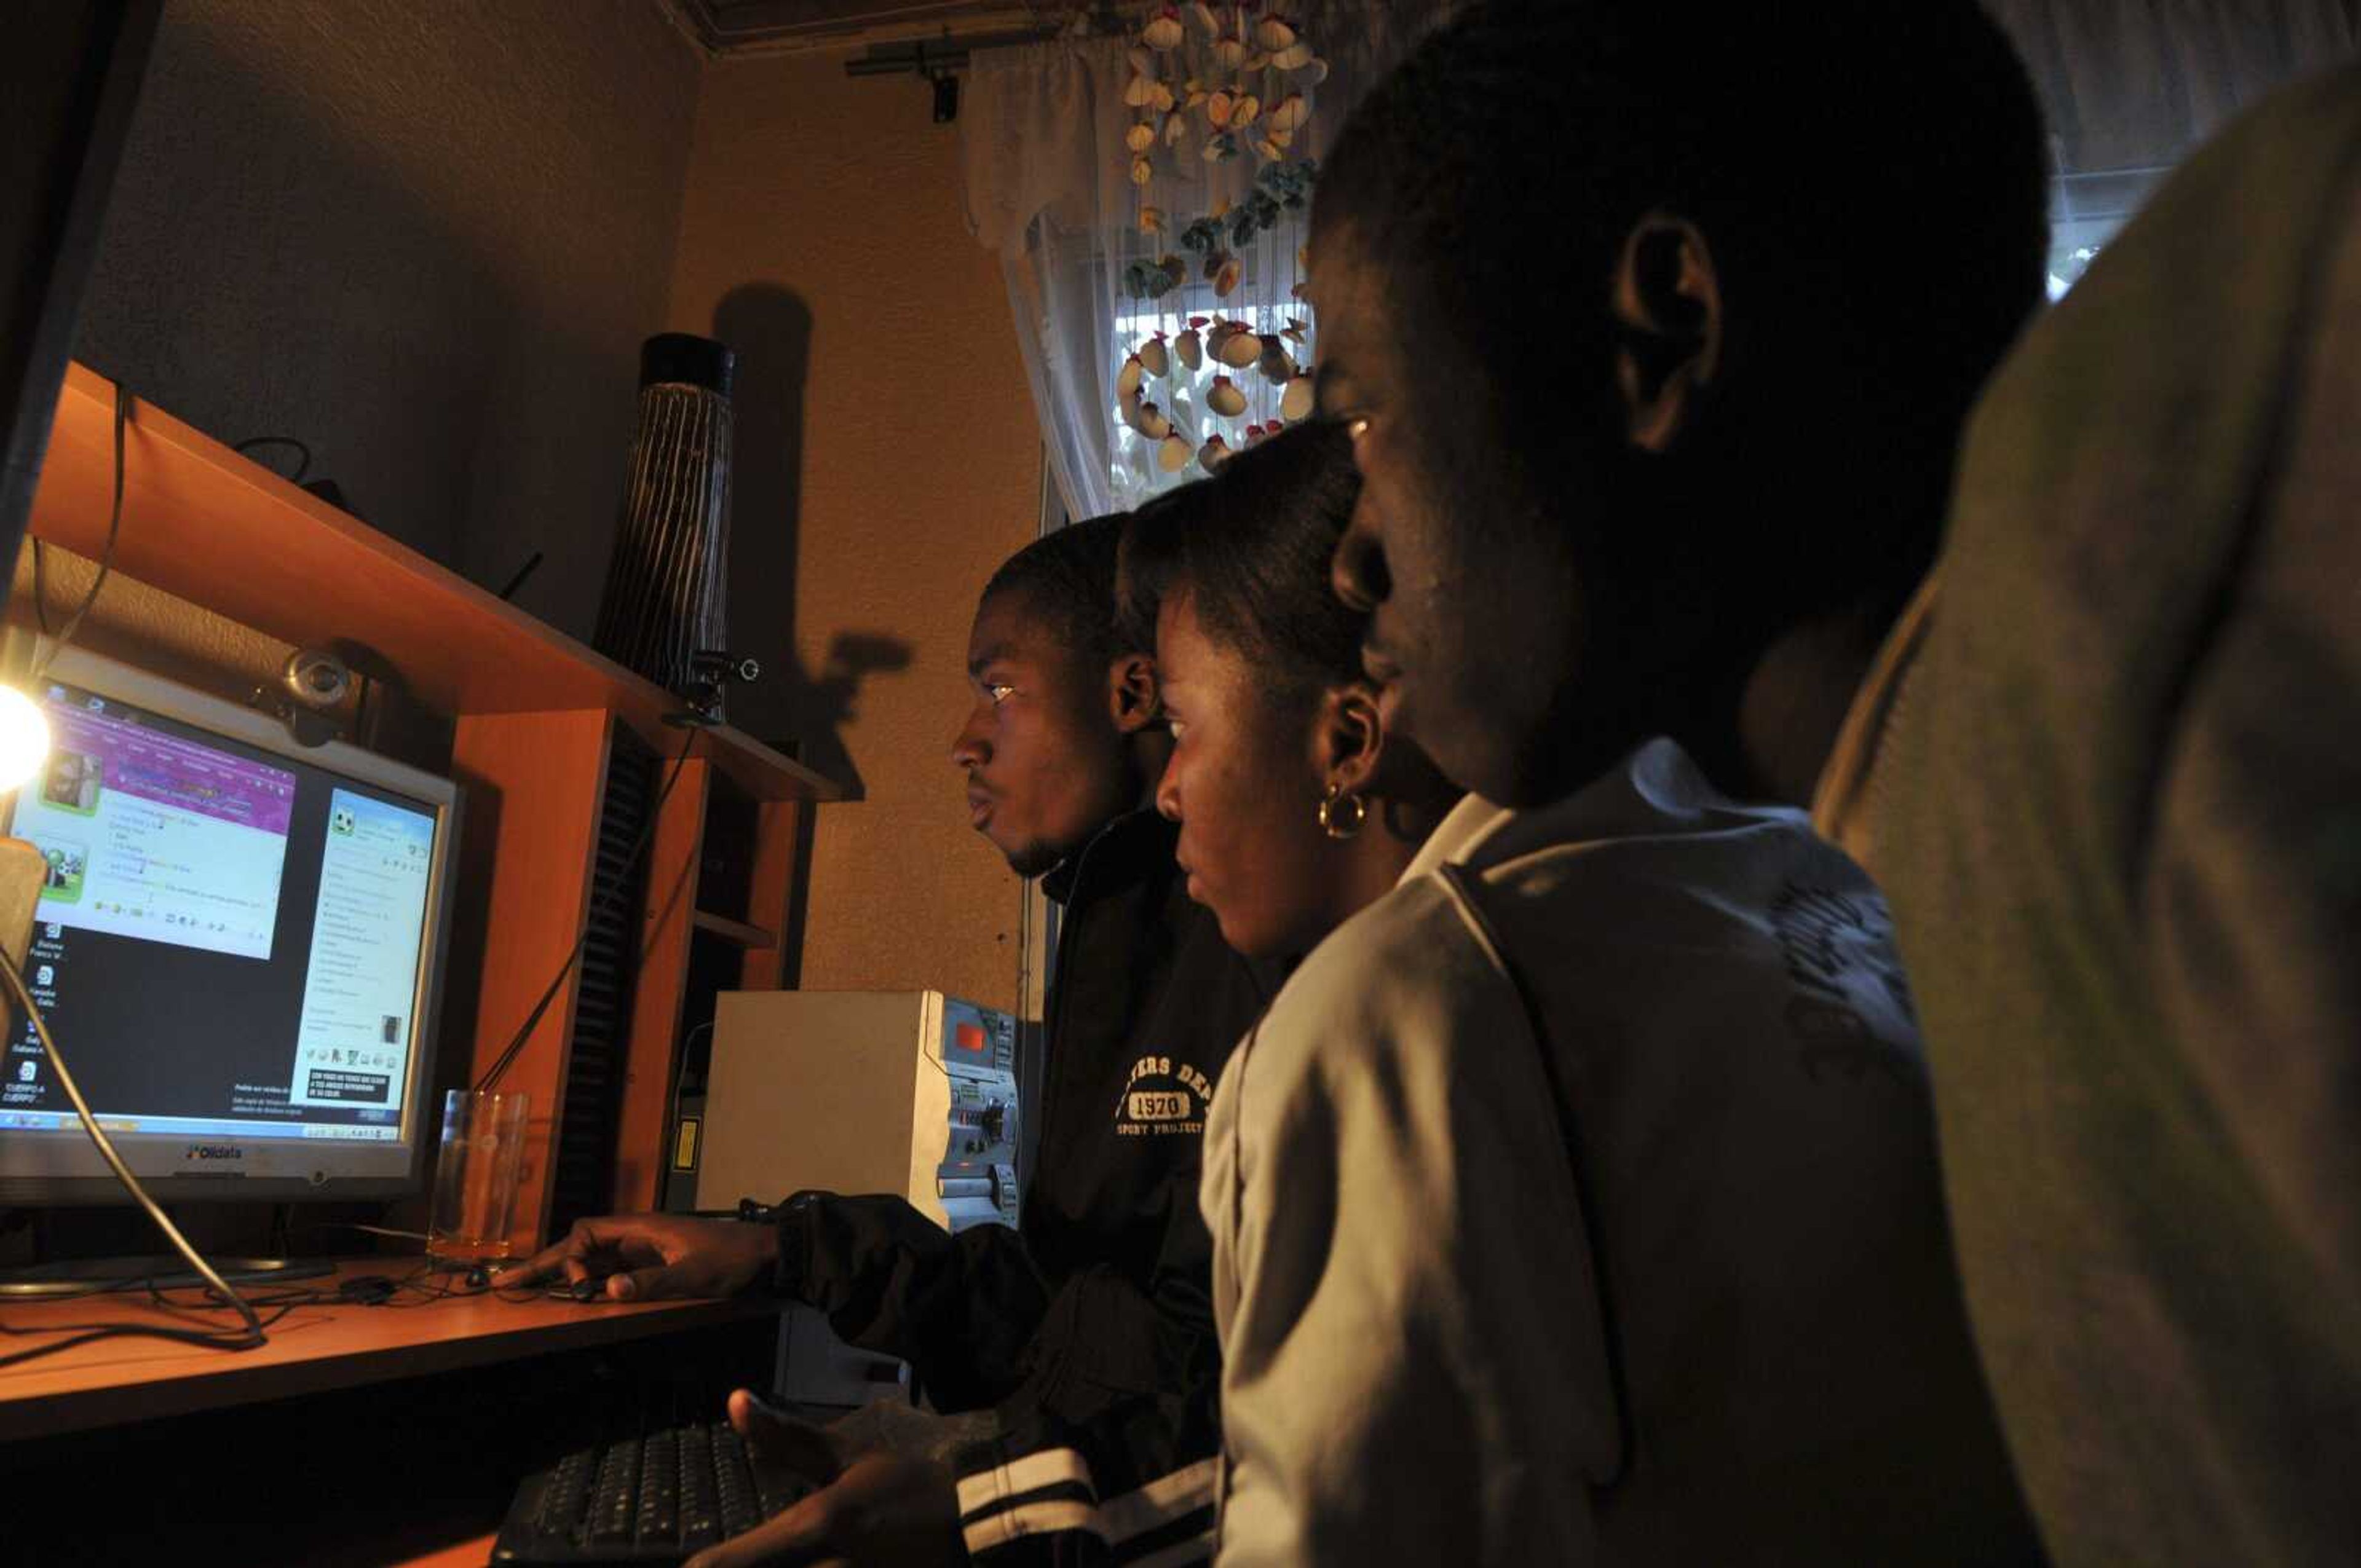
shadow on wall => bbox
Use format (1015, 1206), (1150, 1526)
(711, 283), (911, 801)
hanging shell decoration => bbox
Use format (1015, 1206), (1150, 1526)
(1120, 6), (1324, 226)
(1281, 371), (1316, 422)
(1112, 7), (1328, 479)
(1257, 336), (1295, 384)
(1216, 323), (1262, 368)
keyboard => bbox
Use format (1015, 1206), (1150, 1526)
(492, 1420), (817, 1564)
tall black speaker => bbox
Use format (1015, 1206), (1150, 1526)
(593, 333), (736, 708)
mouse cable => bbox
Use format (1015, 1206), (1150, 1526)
(0, 956), (270, 1368)
(473, 722), (701, 1095)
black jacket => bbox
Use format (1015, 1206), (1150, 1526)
(773, 810), (1273, 1527)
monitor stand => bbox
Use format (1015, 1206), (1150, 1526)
(0, 1255), (337, 1298)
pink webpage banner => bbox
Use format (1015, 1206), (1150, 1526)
(49, 703), (296, 837)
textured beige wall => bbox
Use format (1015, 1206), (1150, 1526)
(666, 51), (1043, 1011)
(72, 0), (702, 640)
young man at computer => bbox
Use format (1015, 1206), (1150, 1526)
(503, 516), (1271, 1558)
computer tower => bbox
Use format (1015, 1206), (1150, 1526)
(698, 990), (1022, 1408)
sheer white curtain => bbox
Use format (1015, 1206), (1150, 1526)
(1988, 0), (2359, 288)
(964, 2), (2358, 514)
(1995, 0), (2355, 170)
(961, 3), (1456, 522)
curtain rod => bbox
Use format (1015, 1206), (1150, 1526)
(844, 28), (1058, 76)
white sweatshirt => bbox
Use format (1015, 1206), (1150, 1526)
(1200, 739), (2038, 1566)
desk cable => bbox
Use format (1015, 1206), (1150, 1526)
(0, 956), (275, 1368)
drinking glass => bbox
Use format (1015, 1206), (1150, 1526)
(427, 1089), (529, 1263)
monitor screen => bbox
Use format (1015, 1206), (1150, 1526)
(0, 646), (461, 1202)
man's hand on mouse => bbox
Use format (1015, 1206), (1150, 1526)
(496, 1213), (780, 1301)
(681, 1391), (963, 1568)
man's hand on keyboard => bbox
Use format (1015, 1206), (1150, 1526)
(496, 1213), (780, 1301)
(682, 1390), (962, 1568)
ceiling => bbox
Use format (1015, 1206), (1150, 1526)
(661, 0), (1093, 53)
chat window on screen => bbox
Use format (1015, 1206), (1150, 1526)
(287, 790), (435, 1113)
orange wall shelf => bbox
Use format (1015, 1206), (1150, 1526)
(28, 363), (839, 803)
(25, 362), (839, 1248)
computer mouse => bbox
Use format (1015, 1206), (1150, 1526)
(339, 1274), (399, 1304)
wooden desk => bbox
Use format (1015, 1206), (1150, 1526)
(0, 1259), (773, 1443)
(0, 1261), (782, 1566)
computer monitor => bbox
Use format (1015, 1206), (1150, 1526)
(0, 644), (461, 1204)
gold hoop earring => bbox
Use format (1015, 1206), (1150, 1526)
(1317, 782), (1367, 840)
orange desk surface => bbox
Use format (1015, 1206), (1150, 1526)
(0, 1258), (777, 1443)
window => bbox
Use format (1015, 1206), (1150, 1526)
(2047, 167), (2169, 300)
